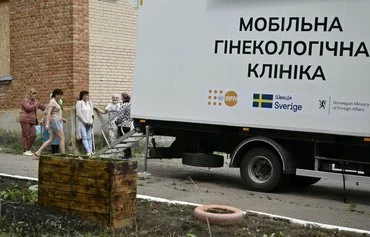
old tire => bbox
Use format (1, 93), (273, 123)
(182, 153), (224, 168)
(194, 205), (244, 226)
(240, 148), (283, 192)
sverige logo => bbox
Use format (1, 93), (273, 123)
(253, 93), (273, 108)
(252, 93), (303, 112)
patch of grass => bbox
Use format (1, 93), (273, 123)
(0, 129), (45, 155)
(0, 129), (144, 157)
(349, 203), (357, 212)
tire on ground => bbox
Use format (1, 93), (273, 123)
(182, 153), (224, 168)
(194, 205), (244, 226)
(240, 147), (284, 192)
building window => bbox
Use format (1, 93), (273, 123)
(0, 0), (10, 81)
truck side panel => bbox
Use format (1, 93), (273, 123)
(132, 0), (370, 137)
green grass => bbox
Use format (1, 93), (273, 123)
(0, 129), (146, 157)
(0, 129), (42, 155)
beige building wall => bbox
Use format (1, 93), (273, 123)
(89, 0), (138, 107)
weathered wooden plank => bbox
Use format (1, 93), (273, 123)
(39, 163), (111, 179)
(111, 193), (137, 210)
(38, 188), (109, 206)
(111, 161), (138, 175)
(39, 172), (110, 188)
(38, 196), (109, 214)
(112, 186), (137, 195)
(40, 156), (113, 170)
(39, 180), (109, 196)
(111, 174), (137, 193)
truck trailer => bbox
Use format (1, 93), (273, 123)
(131, 0), (370, 192)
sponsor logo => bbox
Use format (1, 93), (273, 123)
(208, 89), (238, 107)
(253, 93), (303, 112)
(252, 93), (273, 108)
(319, 100), (327, 109)
(332, 100), (369, 113)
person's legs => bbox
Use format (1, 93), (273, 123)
(122, 127), (132, 158)
(55, 129), (65, 154)
(86, 125), (92, 153)
(117, 125), (123, 138)
(20, 122), (31, 152)
(51, 145), (59, 153)
(51, 136), (60, 153)
(28, 124), (36, 151)
(108, 123), (117, 143)
(80, 124), (91, 153)
(35, 132), (55, 157)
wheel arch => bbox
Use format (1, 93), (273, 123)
(230, 137), (295, 174)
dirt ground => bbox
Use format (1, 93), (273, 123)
(0, 177), (368, 237)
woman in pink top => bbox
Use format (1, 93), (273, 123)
(33, 89), (66, 159)
(19, 88), (45, 156)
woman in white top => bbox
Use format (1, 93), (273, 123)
(76, 90), (94, 155)
(33, 89), (66, 159)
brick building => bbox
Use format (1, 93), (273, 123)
(0, 0), (138, 137)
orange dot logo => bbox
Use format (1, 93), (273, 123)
(224, 91), (238, 107)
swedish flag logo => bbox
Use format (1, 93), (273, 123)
(253, 93), (273, 108)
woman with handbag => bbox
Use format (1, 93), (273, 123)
(33, 89), (66, 159)
(19, 88), (45, 156)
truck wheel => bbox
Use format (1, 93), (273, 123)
(240, 148), (283, 192)
(182, 153), (224, 168)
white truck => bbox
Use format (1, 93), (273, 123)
(131, 0), (370, 192)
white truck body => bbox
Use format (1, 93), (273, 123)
(132, 0), (370, 137)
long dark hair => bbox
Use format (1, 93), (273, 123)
(79, 90), (89, 100)
(51, 89), (63, 98)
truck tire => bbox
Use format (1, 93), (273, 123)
(240, 148), (283, 192)
(182, 153), (224, 168)
(194, 205), (244, 226)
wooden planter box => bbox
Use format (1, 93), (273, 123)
(38, 155), (137, 228)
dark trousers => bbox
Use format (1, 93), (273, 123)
(20, 122), (36, 152)
(51, 145), (59, 154)
(117, 126), (132, 158)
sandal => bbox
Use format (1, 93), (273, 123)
(33, 153), (40, 160)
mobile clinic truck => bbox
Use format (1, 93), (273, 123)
(131, 0), (370, 192)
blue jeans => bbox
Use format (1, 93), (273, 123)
(80, 124), (92, 153)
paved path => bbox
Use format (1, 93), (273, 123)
(0, 153), (369, 233)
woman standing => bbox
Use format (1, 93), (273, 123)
(33, 89), (66, 159)
(115, 93), (132, 158)
(76, 90), (94, 155)
(19, 88), (45, 155)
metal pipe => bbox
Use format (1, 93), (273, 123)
(144, 125), (150, 172)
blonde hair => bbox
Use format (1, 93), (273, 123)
(26, 88), (37, 99)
